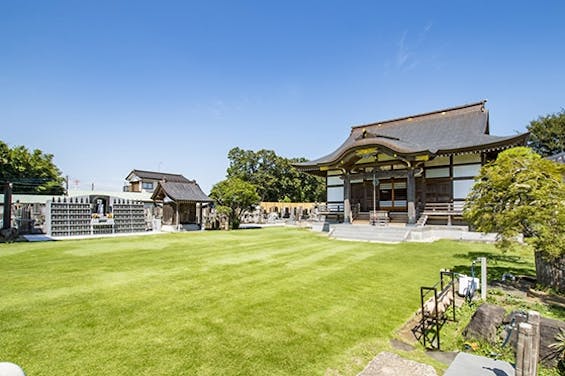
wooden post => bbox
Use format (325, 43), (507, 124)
(480, 257), (487, 300)
(198, 203), (203, 229)
(372, 174), (378, 226)
(407, 168), (416, 224)
(343, 172), (351, 224)
(175, 202), (180, 231)
(527, 311), (541, 376)
(516, 322), (533, 376)
(3, 182), (12, 230)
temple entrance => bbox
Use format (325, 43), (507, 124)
(351, 179), (408, 212)
(351, 181), (370, 211)
(379, 179), (407, 211)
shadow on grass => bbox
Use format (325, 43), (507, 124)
(453, 251), (528, 265)
(452, 251), (535, 281)
(452, 264), (536, 281)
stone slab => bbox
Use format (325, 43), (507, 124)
(444, 352), (515, 376)
(358, 352), (437, 376)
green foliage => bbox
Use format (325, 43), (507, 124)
(440, 289), (565, 376)
(549, 328), (565, 362)
(464, 147), (565, 260)
(226, 147), (325, 202)
(527, 109), (565, 157)
(209, 177), (260, 229)
(0, 140), (65, 194)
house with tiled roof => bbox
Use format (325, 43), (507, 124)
(295, 101), (529, 225)
(124, 169), (192, 193)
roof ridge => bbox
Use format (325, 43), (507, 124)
(351, 100), (487, 130)
(132, 169), (184, 177)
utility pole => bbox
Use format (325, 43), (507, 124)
(3, 182), (13, 230)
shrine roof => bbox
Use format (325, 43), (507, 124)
(151, 181), (213, 203)
(296, 101), (528, 170)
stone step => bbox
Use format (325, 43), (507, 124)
(330, 224), (410, 243)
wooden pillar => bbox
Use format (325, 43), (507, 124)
(527, 311), (541, 376)
(343, 172), (351, 224)
(175, 202), (180, 230)
(516, 322), (534, 376)
(407, 168), (416, 224)
(3, 182), (12, 230)
(198, 203), (203, 229)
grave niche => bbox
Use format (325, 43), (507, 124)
(90, 195), (111, 217)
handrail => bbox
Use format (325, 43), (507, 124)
(423, 202), (464, 214)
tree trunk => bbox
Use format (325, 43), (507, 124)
(535, 251), (565, 292)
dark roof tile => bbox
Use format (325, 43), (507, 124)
(296, 101), (528, 168)
(151, 181), (213, 202)
(127, 169), (191, 183)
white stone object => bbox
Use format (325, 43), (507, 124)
(0, 362), (25, 376)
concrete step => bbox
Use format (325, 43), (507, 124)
(330, 224), (410, 243)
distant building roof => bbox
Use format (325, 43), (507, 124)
(548, 151), (565, 164)
(151, 181), (213, 203)
(295, 101), (529, 172)
(125, 169), (192, 183)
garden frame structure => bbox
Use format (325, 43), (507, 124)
(295, 101), (528, 225)
(416, 270), (457, 351)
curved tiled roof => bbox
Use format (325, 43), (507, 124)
(296, 101), (528, 170)
(151, 181), (213, 203)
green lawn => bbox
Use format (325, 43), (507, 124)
(0, 227), (536, 375)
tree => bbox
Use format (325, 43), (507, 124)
(0, 141), (65, 194)
(527, 109), (565, 157)
(226, 147), (325, 202)
(209, 177), (260, 229)
(464, 147), (565, 291)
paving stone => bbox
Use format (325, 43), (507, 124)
(357, 352), (437, 376)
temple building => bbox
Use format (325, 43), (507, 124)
(295, 101), (528, 225)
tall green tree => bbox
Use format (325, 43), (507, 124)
(226, 147), (325, 202)
(464, 147), (565, 291)
(209, 177), (260, 229)
(0, 141), (65, 194)
(527, 109), (565, 157)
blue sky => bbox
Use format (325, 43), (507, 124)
(2, 1), (564, 193)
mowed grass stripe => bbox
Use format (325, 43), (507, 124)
(0, 227), (512, 375)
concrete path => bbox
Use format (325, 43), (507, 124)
(444, 352), (515, 376)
